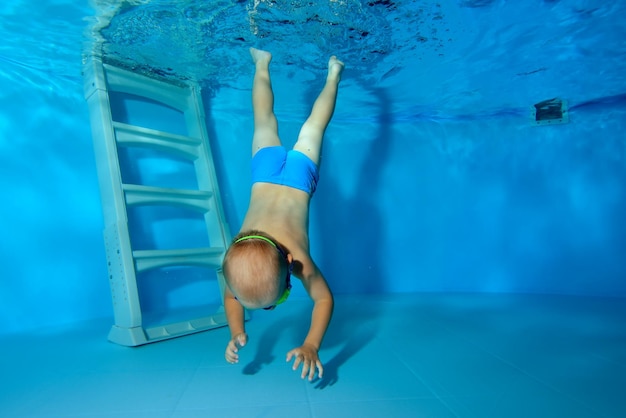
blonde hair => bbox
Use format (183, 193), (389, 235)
(222, 230), (288, 308)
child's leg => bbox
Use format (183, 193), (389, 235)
(293, 56), (344, 165)
(250, 47), (281, 156)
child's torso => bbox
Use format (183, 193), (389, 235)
(241, 182), (311, 259)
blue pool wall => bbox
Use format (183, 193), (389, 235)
(207, 82), (626, 297)
(1, 67), (625, 336)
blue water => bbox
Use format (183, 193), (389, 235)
(1, 0), (625, 332)
(1, 1), (625, 416)
(2, 293), (625, 417)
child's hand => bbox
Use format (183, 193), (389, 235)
(286, 344), (323, 381)
(225, 333), (248, 364)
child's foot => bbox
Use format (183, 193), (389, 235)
(328, 56), (344, 81)
(250, 47), (272, 65)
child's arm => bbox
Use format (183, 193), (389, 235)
(286, 265), (334, 380)
(224, 287), (247, 364)
(301, 271), (334, 350)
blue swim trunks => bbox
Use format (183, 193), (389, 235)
(251, 146), (320, 195)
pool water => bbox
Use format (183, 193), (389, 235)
(0, 1), (625, 416)
(1, 293), (625, 417)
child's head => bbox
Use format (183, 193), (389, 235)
(222, 230), (292, 310)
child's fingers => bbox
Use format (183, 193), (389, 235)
(307, 361), (317, 380)
(285, 349), (297, 362)
(315, 360), (323, 379)
(287, 348), (324, 380)
(300, 360), (311, 379)
(294, 356), (311, 379)
(225, 340), (241, 364)
(225, 348), (238, 363)
(292, 354), (303, 371)
(304, 359), (323, 380)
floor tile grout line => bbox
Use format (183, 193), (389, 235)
(428, 318), (608, 417)
(169, 363), (204, 416)
(303, 378), (316, 418)
(379, 335), (463, 418)
(306, 396), (465, 407)
(472, 347), (605, 417)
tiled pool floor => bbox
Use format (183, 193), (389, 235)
(1, 293), (624, 417)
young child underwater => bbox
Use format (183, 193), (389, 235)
(221, 47), (344, 381)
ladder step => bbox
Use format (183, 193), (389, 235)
(114, 122), (201, 160)
(133, 247), (225, 272)
(123, 184), (213, 212)
(104, 63), (191, 111)
(144, 313), (228, 341)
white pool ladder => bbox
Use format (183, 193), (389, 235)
(83, 57), (233, 346)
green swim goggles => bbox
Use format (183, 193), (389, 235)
(234, 234), (292, 310)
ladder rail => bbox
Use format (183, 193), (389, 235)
(85, 58), (143, 331)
